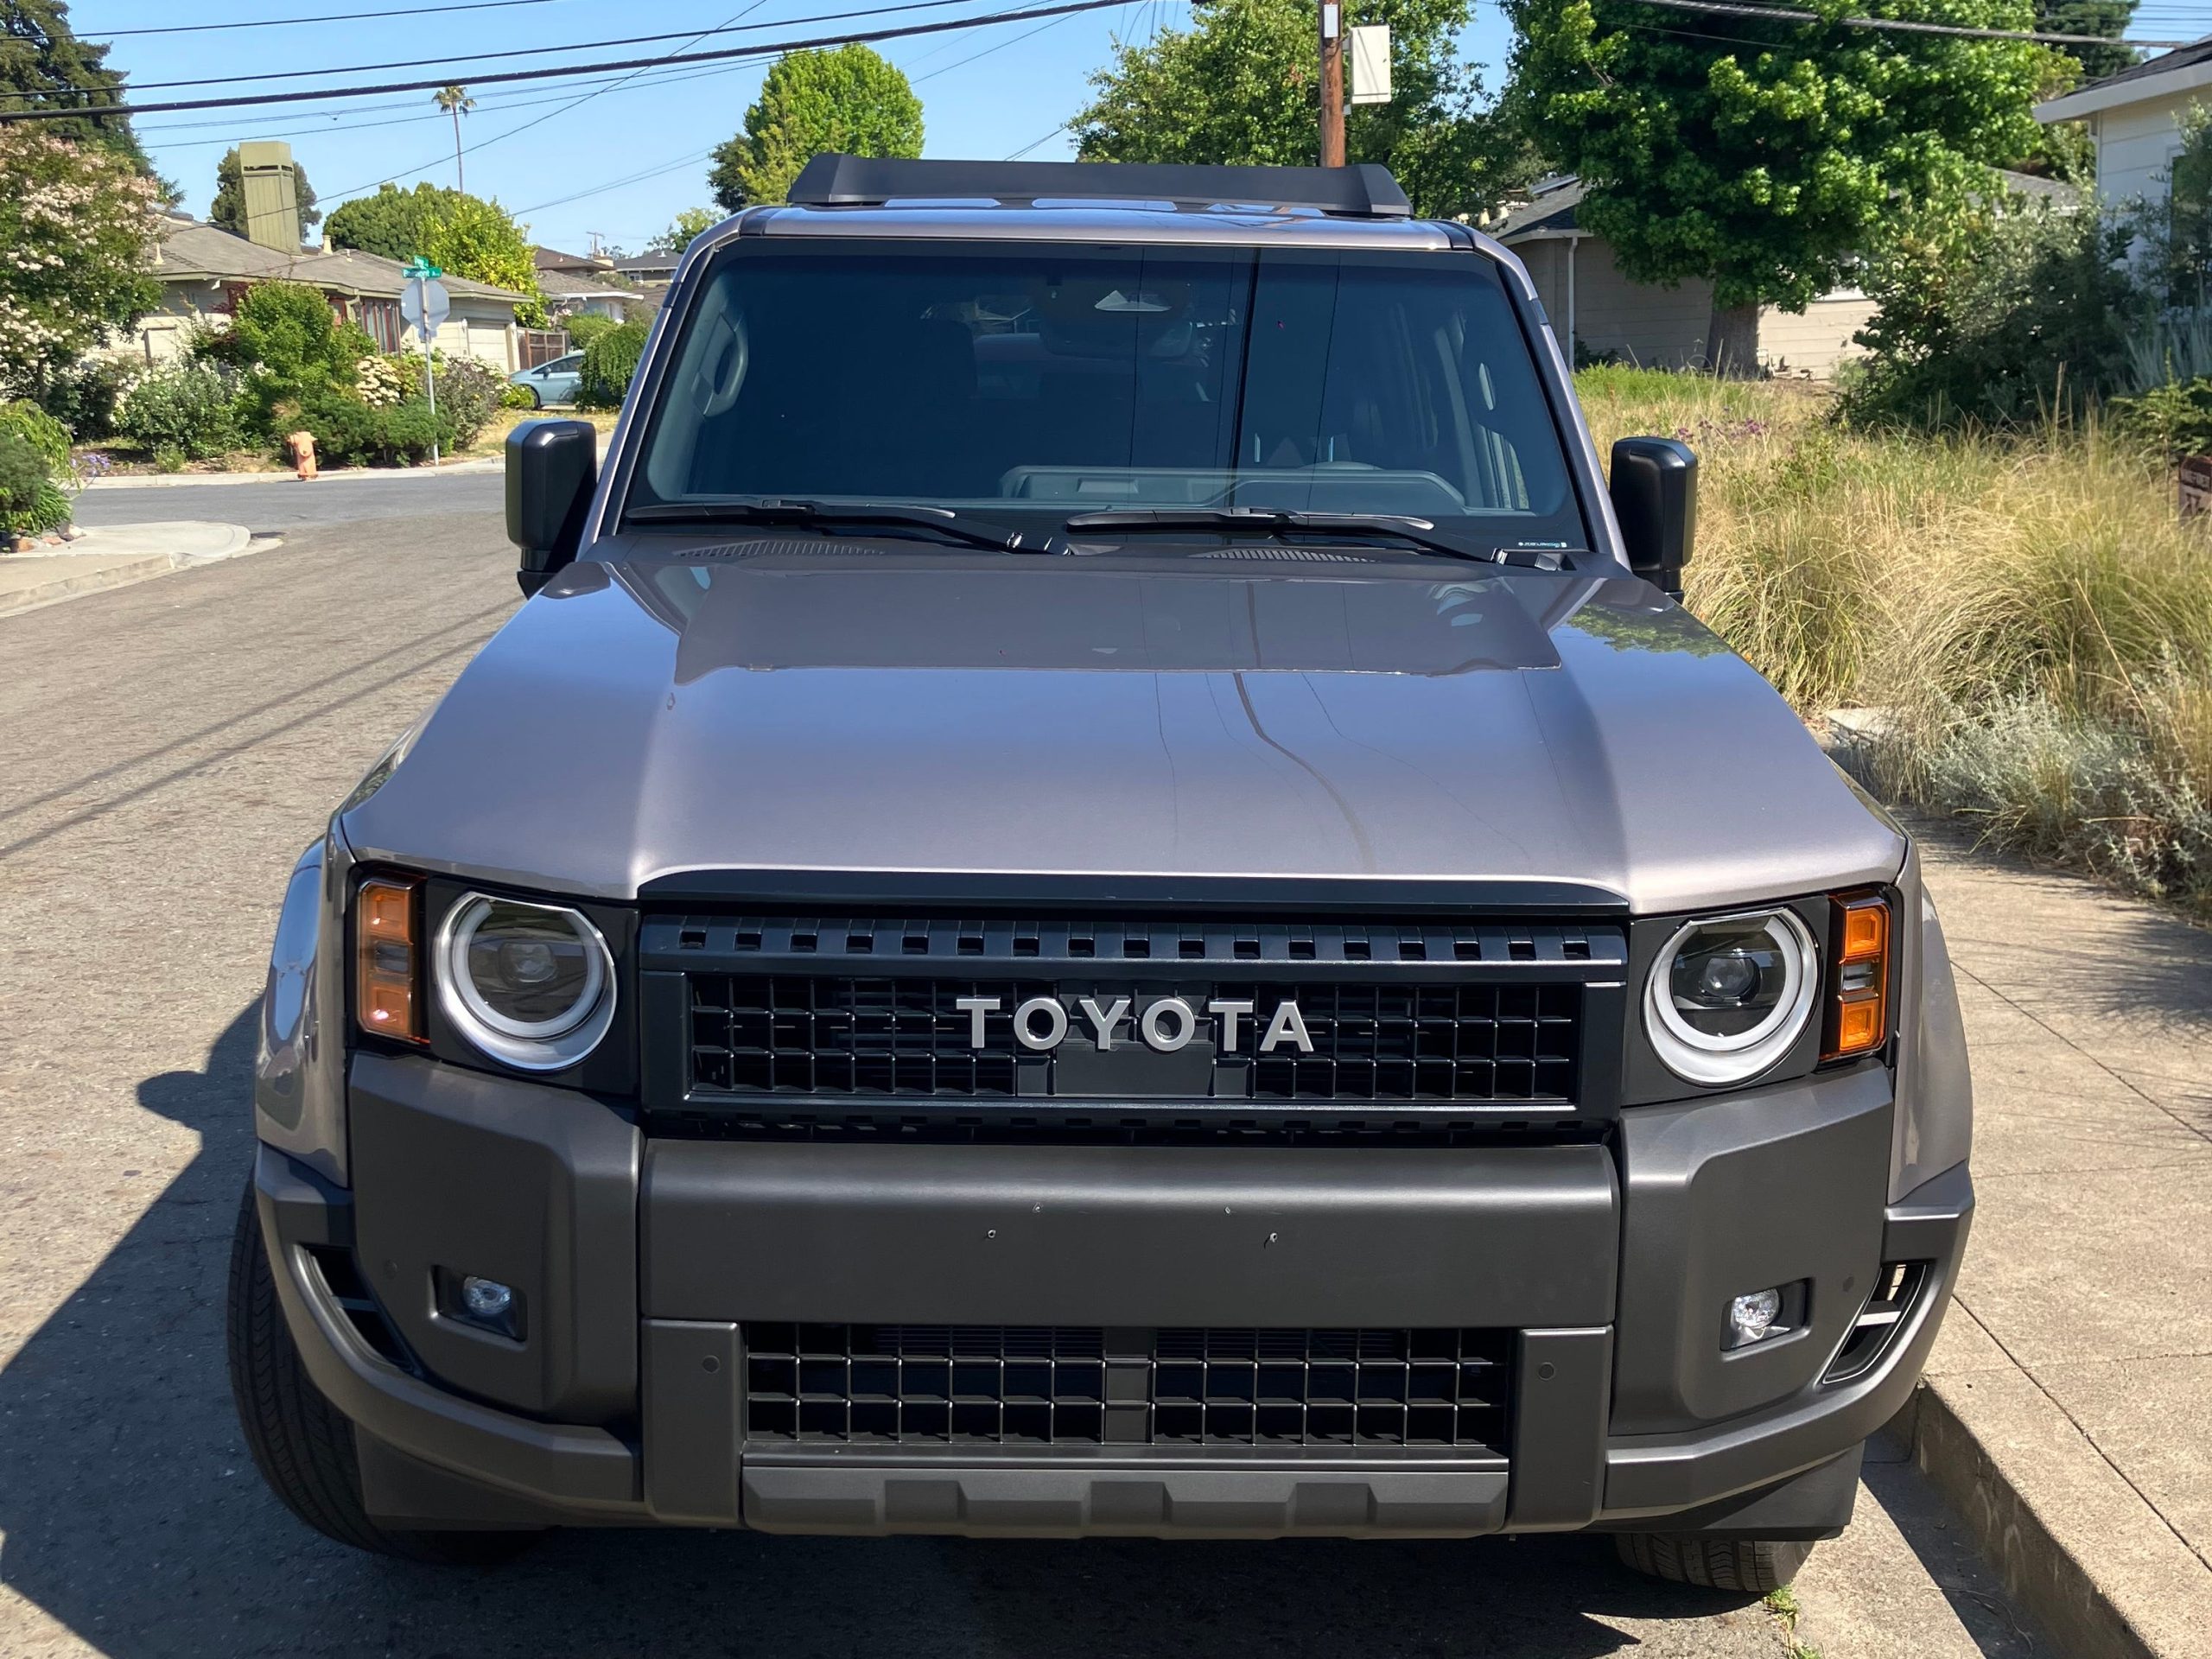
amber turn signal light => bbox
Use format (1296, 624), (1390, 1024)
(1824, 893), (1891, 1060)
(356, 876), (424, 1044)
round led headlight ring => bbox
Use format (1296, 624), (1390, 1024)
(1644, 907), (1819, 1086)
(435, 893), (616, 1071)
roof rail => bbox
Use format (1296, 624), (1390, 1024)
(786, 155), (1414, 219)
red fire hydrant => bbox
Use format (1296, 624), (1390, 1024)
(289, 429), (319, 481)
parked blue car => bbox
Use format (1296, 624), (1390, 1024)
(507, 352), (583, 409)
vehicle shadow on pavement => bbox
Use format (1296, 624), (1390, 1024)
(1908, 814), (2212, 1033)
(0, 1008), (1768, 1659)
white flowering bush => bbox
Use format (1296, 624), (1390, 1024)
(354, 355), (404, 408)
(0, 130), (158, 400)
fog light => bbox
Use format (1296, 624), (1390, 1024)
(1726, 1287), (1785, 1349)
(461, 1276), (513, 1320)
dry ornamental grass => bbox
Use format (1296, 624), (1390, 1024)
(1577, 366), (2212, 918)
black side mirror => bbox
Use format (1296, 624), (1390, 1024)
(506, 418), (597, 597)
(1608, 436), (1698, 601)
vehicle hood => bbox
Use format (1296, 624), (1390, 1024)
(340, 550), (1904, 912)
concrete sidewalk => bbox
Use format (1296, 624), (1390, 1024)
(1899, 823), (2212, 1658)
(0, 521), (263, 617)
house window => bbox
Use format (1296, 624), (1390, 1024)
(359, 298), (402, 353)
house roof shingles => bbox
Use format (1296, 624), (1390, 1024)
(153, 216), (529, 304)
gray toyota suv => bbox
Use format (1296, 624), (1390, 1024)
(227, 156), (1974, 1592)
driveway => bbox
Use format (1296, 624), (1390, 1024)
(0, 511), (2047, 1658)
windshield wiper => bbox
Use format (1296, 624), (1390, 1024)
(1062, 507), (1572, 569)
(628, 497), (1064, 555)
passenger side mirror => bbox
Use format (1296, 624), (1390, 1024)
(1608, 436), (1698, 601)
(506, 418), (597, 598)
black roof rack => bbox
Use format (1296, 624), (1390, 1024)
(786, 155), (1414, 219)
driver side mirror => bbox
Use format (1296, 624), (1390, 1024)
(1609, 436), (1698, 601)
(506, 418), (597, 597)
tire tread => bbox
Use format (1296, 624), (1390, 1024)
(226, 1174), (536, 1565)
(1614, 1531), (1813, 1595)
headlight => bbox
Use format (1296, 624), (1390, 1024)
(1644, 908), (1819, 1085)
(435, 893), (616, 1071)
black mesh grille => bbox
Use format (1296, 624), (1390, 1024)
(686, 976), (1580, 1103)
(742, 1325), (1512, 1449)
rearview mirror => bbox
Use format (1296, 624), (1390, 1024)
(1608, 437), (1698, 601)
(506, 418), (597, 597)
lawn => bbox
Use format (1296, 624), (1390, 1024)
(1576, 366), (2212, 918)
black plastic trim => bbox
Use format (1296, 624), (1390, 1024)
(634, 869), (1631, 915)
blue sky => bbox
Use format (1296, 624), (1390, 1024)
(83, 0), (1516, 255)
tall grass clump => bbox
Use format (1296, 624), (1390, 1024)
(1580, 368), (2212, 917)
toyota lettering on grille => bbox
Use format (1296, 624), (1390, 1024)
(953, 994), (1313, 1055)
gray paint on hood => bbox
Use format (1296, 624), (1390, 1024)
(340, 549), (1904, 913)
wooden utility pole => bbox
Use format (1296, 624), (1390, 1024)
(1319, 2), (1345, 168)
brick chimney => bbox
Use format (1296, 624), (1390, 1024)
(238, 140), (302, 253)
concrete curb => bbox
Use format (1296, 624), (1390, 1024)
(0, 550), (181, 618)
(79, 457), (501, 489)
(1892, 1371), (2211, 1659)
(0, 524), (270, 619)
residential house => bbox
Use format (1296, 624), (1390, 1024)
(610, 251), (681, 284)
(137, 216), (531, 372)
(1491, 172), (2076, 378)
(531, 245), (650, 322)
(128, 141), (529, 371)
(2036, 40), (2209, 214)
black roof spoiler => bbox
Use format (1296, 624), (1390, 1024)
(786, 155), (1414, 219)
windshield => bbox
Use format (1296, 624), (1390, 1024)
(628, 240), (1584, 550)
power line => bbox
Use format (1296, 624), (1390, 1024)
(100, 0), (1039, 95)
(1614, 0), (2194, 49)
(913, 9), (1078, 79)
(85, 0), (563, 35)
(1004, 123), (1066, 158)
(0, 0), (1139, 123)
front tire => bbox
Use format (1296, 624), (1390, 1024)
(1614, 1533), (1814, 1595)
(226, 1175), (538, 1564)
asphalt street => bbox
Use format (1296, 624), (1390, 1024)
(0, 510), (2047, 1658)
(73, 469), (503, 533)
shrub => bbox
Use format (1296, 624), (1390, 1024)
(561, 311), (620, 349)
(420, 356), (503, 447)
(2108, 377), (2212, 458)
(578, 319), (649, 409)
(0, 400), (75, 532)
(292, 391), (454, 467)
(207, 282), (374, 436)
(0, 429), (53, 534)
(359, 352), (503, 445)
(1842, 200), (2139, 431)
(35, 354), (137, 442)
(118, 361), (243, 460)
(499, 384), (537, 410)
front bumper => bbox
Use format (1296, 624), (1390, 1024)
(256, 1051), (1970, 1538)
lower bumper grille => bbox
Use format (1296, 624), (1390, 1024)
(742, 1324), (1513, 1450)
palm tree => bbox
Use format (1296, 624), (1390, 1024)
(435, 85), (475, 194)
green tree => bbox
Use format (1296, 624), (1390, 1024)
(325, 181), (547, 324)
(2038, 0), (2137, 85)
(0, 128), (158, 399)
(208, 145), (322, 241)
(1504, 0), (2055, 370)
(1071, 0), (1538, 220)
(708, 45), (923, 210)
(648, 206), (721, 254)
(0, 0), (149, 171)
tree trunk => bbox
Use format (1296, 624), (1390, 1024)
(1704, 299), (1760, 378)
